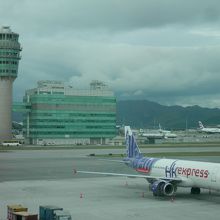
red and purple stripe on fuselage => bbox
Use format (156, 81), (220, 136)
(127, 157), (159, 174)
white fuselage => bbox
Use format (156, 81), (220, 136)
(148, 159), (220, 190)
(142, 133), (164, 139)
(201, 128), (220, 133)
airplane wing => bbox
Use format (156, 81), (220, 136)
(97, 159), (127, 163)
(73, 169), (182, 182)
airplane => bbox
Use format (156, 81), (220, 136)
(141, 132), (164, 139)
(198, 121), (220, 134)
(74, 126), (220, 197)
(159, 123), (170, 133)
(139, 127), (164, 139)
(159, 124), (177, 138)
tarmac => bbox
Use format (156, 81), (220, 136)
(1, 148), (220, 220)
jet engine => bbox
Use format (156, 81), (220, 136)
(150, 180), (175, 196)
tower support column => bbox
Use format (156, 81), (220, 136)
(0, 77), (14, 140)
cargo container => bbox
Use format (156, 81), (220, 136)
(12, 212), (38, 220)
(54, 210), (72, 220)
(7, 205), (28, 220)
(39, 206), (63, 220)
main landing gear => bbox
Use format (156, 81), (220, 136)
(191, 187), (201, 195)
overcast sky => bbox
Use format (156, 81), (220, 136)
(2, 0), (220, 108)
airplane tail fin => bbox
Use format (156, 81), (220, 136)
(159, 123), (161, 130)
(198, 121), (204, 129)
(124, 126), (142, 159)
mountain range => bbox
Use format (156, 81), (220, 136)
(12, 100), (220, 130)
(116, 100), (220, 130)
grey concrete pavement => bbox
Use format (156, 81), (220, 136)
(1, 148), (220, 220)
(1, 178), (220, 220)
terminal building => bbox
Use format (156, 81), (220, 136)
(21, 80), (116, 145)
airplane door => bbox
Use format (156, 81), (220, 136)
(211, 168), (218, 183)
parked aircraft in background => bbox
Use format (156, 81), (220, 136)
(141, 132), (164, 139)
(198, 121), (220, 134)
(159, 124), (177, 138)
(139, 128), (164, 140)
(74, 126), (220, 197)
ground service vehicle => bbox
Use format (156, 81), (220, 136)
(2, 140), (21, 146)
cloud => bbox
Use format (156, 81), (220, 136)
(1, 0), (220, 108)
(2, 0), (220, 34)
(13, 30), (220, 106)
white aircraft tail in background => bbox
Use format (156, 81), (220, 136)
(198, 121), (205, 129)
(159, 124), (177, 138)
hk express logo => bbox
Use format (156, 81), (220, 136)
(165, 161), (177, 178)
(165, 161), (209, 179)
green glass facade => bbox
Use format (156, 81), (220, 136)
(23, 81), (116, 145)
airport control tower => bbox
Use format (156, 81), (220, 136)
(0, 26), (22, 141)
